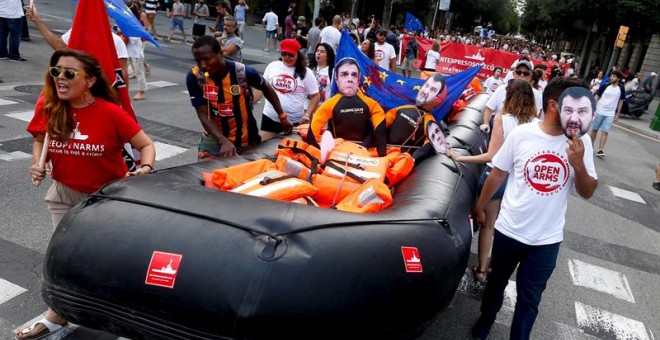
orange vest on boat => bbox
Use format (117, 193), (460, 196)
(205, 159), (276, 190)
(323, 141), (389, 184)
(230, 169), (318, 202)
(275, 138), (322, 174)
(335, 179), (393, 213)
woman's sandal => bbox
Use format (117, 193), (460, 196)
(15, 318), (67, 340)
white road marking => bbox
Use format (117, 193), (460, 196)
(0, 98), (19, 106)
(147, 81), (178, 88)
(0, 278), (27, 305)
(608, 185), (646, 204)
(568, 259), (635, 303)
(5, 110), (34, 122)
(575, 302), (649, 340)
(0, 151), (32, 161)
(154, 141), (187, 161)
(555, 322), (600, 339)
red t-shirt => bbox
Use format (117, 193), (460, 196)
(27, 98), (142, 194)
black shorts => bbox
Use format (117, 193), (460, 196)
(192, 23), (206, 36)
(260, 114), (283, 133)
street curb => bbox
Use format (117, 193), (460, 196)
(615, 121), (660, 141)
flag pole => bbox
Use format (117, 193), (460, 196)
(431, 0), (438, 30)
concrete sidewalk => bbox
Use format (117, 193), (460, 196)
(614, 97), (660, 141)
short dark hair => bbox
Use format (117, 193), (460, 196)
(314, 17), (323, 26)
(542, 77), (589, 112)
(335, 57), (360, 78)
(192, 35), (221, 54)
(558, 86), (596, 114)
(612, 70), (623, 79)
(494, 66), (503, 73)
(534, 64), (547, 70)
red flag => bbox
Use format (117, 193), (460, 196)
(68, 0), (136, 121)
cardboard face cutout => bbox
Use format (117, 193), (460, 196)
(416, 74), (447, 112)
(335, 58), (360, 97)
(558, 87), (596, 139)
(425, 120), (447, 154)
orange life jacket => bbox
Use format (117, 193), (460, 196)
(311, 173), (363, 208)
(230, 169), (318, 202)
(275, 155), (312, 181)
(335, 179), (393, 213)
(384, 148), (415, 186)
(323, 141), (389, 184)
(209, 159), (276, 190)
(274, 138), (322, 174)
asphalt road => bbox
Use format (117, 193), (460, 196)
(1, 3), (659, 340)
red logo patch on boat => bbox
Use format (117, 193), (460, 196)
(401, 246), (423, 273)
(145, 251), (183, 288)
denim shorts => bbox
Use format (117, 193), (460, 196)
(170, 17), (184, 30)
(591, 113), (614, 133)
(478, 165), (507, 200)
(266, 30), (277, 39)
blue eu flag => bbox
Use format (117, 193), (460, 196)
(333, 30), (481, 122)
(405, 12), (424, 33)
(72, 0), (162, 49)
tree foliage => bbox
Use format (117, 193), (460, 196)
(521, 0), (660, 37)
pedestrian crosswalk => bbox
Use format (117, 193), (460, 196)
(0, 278), (27, 305)
(456, 251), (651, 339)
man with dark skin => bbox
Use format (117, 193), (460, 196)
(187, 36), (292, 158)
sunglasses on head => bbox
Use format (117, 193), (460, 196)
(514, 70), (531, 77)
(49, 66), (82, 80)
(280, 52), (295, 58)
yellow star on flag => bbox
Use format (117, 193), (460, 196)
(363, 76), (372, 87)
(106, 2), (116, 10)
(379, 71), (388, 80)
(396, 79), (406, 85)
(413, 85), (421, 91)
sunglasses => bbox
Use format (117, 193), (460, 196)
(280, 52), (295, 58)
(49, 66), (82, 80)
(514, 70), (531, 77)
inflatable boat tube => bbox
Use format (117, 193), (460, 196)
(42, 94), (489, 340)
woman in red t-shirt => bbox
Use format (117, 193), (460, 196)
(18, 49), (156, 340)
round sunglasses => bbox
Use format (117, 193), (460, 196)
(49, 66), (82, 80)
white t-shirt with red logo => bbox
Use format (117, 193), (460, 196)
(492, 122), (597, 245)
(27, 99), (141, 194)
(375, 42), (396, 70)
(262, 61), (319, 123)
(483, 76), (504, 95)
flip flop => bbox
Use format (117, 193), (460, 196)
(15, 318), (67, 340)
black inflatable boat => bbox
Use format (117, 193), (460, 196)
(41, 94), (489, 340)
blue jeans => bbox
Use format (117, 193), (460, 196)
(477, 230), (560, 339)
(0, 17), (23, 59)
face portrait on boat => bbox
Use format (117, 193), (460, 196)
(558, 87), (596, 139)
(416, 73), (447, 112)
(335, 57), (361, 97)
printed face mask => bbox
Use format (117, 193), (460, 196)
(558, 87), (596, 138)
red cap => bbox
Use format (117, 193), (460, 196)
(280, 39), (301, 55)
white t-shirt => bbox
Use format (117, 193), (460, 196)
(374, 42), (396, 70)
(483, 76), (504, 95)
(262, 61), (319, 123)
(424, 50), (440, 70)
(126, 37), (144, 59)
(315, 66), (331, 104)
(486, 82), (542, 115)
(492, 122), (597, 245)
(262, 12), (278, 31)
(0, 0), (24, 19)
(319, 26), (341, 52)
(596, 84), (623, 116)
(61, 29), (128, 59)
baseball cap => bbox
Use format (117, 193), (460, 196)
(652, 72), (658, 77)
(515, 60), (533, 71)
(280, 39), (302, 55)
(297, 16), (306, 23)
(377, 28), (387, 34)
